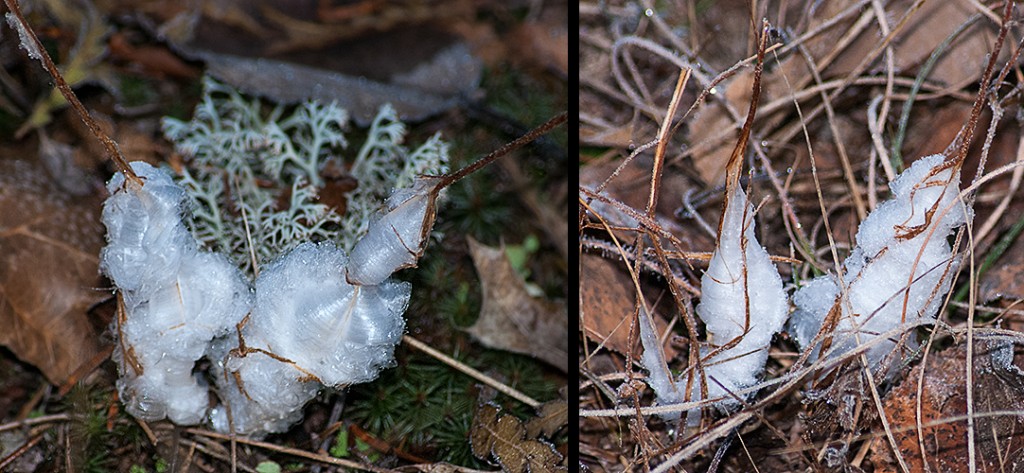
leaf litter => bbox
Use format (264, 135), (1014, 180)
(0, 156), (106, 385)
(465, 237), (568, 373)
(580, 0), (1024, 471)
(0, 0), (567, 470)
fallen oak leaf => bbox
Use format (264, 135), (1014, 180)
(470, 403), (565, 473)
(525, 399), (567, 439)
(0, 157), (105, 384)
(465, 237), (567, 373)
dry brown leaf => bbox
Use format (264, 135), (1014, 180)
(508, 22), (568, 77)
(874, 339), (1024, 472)
(0, 157), (106, 384)
(465, 237), (567, 373)
(525, 399), (567, 439)
(470, 403), (565, 473)
(579, 253), (677, 360)
(690, 0), (992, 185)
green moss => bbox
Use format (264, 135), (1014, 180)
(346, 342), (559, 466)
(63, 385), (146, 472)
(441, 174), (514, 244)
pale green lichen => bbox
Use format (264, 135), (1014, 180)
(161, 77), (449, 275)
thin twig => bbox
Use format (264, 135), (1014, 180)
(185, 428), (400, 473)
(401, 335), (541, 408)
(1, 0), (140, 185)
(0, 414), (70, 433)
(437, 112), (566, 189)
(646, 68), (690, 219)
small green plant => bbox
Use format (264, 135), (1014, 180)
(330, 428), (350, 458)
(255, 461), (282, 473)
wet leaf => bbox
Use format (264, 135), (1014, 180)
(0, 157), (105, 384)
(470, 403), (565, 473)
(465, 237), (568, 373)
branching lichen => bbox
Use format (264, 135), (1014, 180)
(161, 77), (450, 274)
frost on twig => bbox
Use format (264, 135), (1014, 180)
(789, 154), (970, 372)
(100, 162), (251, 425)
(641, 186), (787, 423)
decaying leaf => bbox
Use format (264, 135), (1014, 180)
(580, 253), (677, 360)
(136, 1), (481, 125)
(194, 43), (479, 126)
(465, 237), (568, 373)
(0, 157), (105, 384)
(525, 399), (567, 439)
(690, 0), (993, 185)
(470, 403), (565, 473)
(874, 339), (1024, 472)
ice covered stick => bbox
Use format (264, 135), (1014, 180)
(638, 24), (785, 422)
(347, 176), (440, 286)
(100, 162), (251, 424)
(642, 187), (787, 416)
(210, 242), (409, 436)
(788, 154), (970, 370)
(347, 112), (568, 286)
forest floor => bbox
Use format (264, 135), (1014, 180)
(0, 1), (567, 471)
(580, 1), (1024, 471)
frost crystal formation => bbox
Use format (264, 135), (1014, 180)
(788, 154), (969, 371)
(100, 78), (450, 436)
(100, 162), (251, 425)
(208, 242), (409, 435)
(640, 187), (787, 422)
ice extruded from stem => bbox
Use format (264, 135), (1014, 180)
(789, 154), (970, 370)
(100, 162), (251, 425)
(101, 164), (412, 436)
(209, 242), (409, 436)
(347, 176), (440, 286)
(641, 187), (787, 418)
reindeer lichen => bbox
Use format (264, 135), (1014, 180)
(161, 77), (450, 274)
